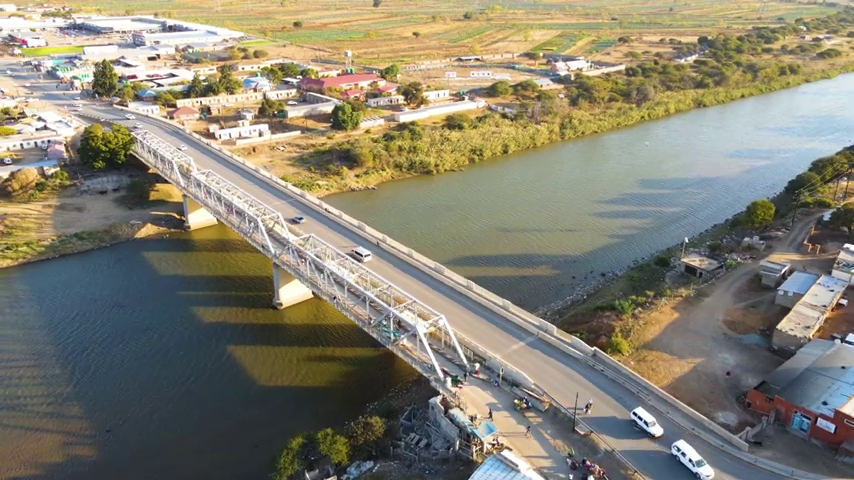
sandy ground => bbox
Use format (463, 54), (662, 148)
(0, 185), (184, 268)
(621, 209), (854, 475)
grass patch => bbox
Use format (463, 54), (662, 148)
(238, 39), (276, 47)
(20, 45), (85, 57)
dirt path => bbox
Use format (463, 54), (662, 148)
(625, 211), (828, 432)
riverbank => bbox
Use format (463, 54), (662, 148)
(0, 186), (184, 269)
(240, 62), (854, 197)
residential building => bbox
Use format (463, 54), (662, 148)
(550, 58), (589, 76)
(0, 4), (18, 12)
(175, 92), (265, 108)
(300, 74), (385, 92)
(168, 106), (200, 121)
(469, 70), (493, 78)
(746, 340), (854, 453)
(679, 253), (722, 279)
(128, 102), (161, 115)
(264, 89), (298, 101)
(424, 89), (451, 101)
(359, 116), (385, 129)
(376, 83), (398, 95)
(0, 131), (65, 152)
(367, 95), (404, 108)
(243, 77), (272, 92)
(45, 142), (68, 162)
(532, 78), (562, 90)
(832, 244), (854, 285)
(775, 271), (819, 309)
(760, 259), (791, 287)
(342, 89), (363, 100)
(393, 100), (486, 123)
(238, 109), (254, 121)
(468, 450), (545, 480)
(213, 121), (269, 140)
(773, 275), (847, 352)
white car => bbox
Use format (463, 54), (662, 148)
(125, 114), (136, 120)
(133, 123), (143, 130)
(23, 83), (31, 87)
(2, 157), (12, 165)
(292, 216), (305, 224)
(178, 144), (188, 151)
(72, 103), (82, 108)
(672, 440), (714, 479)
(630, 407), (663, 438)
(287, 100), (298, 106)
(5, 70), (10, 75)
(74, 96), (81, 100)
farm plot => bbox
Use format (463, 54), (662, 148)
(448, 26), (494, 44)
(531, 32), (579, 53)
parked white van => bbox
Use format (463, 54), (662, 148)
(671, 439), (714, 479)
(350, 247), (373, 263)
(630, 407), (663, 438)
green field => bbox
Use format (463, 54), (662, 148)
(21, 46), (85, 57)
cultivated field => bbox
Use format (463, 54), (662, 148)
(57, 0), (840, 63)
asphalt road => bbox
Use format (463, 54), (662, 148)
(7, 61), (780, 480)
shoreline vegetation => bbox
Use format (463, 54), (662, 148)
(554, 144), (854, 351)
(268, 9), (854, 197)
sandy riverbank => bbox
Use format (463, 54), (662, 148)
(0, 186), (184, 269)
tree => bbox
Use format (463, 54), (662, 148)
(331, 102), (363, 131)
(412, 31), (421, 38)
(258, 98), (284, 117)
(785, 171), (821, 194)
(78, 124), (135, 170)
(92, 59), (119, 98)
(262, 66), (283, 86)
(617, 35), (632, 44)
(463, 11), (474, 19)
(273, 434), (308, 480)
(187, 73), (205, 98)
(301, 68), (318, 78)
(345, 98), (367, 114)
(0, 126), (17, 136)
(204, 80), (224, 96)
(830, 204), (854, 233)
(292, 20), (303, 28)
(253, 49), (269, 59)
(380, 63), (400, 80)
(512, 79), (540, 95)
(278, 62), (301, 78)
(400, 81), (425, 106)
(117, 84), (135, 103)
(155, 91), (176, 107)
(744, 199), (775, 227)
(372, 0), (382, 7)
(346, 415), (385, 448)
(809, 154), (848, 181)
(217, 65), (243, 94)
(487, 81), (512, 97)
(315, 428), (349, 466)
(444, 113), (472, 130)
(606, 333), (630, 355)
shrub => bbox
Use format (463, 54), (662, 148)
(814, 198), (834, 208)
(653, 255), (671, 268)
(707, 241), (723, 255)
(606, 333), (630, 356)
(613, 298), (634, 317)
(346, 415), (385, 448)
(744, 199), (775, 227)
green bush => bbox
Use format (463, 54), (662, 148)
(814, 198), (834, 208)
(606, 333), (630, 356)
(653, 255), (671, 268)
(613, 298), (634, 317)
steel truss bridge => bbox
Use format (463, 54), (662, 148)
(131, 129), (469, 383)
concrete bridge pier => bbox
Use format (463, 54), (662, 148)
(273, 263), (314, 309)
(182, 195), (218, 230)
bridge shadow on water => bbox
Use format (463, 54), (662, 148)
(0, 233), (415, 480)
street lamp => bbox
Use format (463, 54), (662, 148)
(572, 392), (579, 431)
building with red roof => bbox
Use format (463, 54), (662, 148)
(301, 74), (385, 92)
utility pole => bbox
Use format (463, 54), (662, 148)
(791, 193), (803, 229)
(572, 392), (579, 431)
(834, 176), (841, 204)
(846, 169), (852, 200)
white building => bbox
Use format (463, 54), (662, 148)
(424, 89), (451, 101)
(393, 100), (485, 123)
(367, 95), (404, 108)
(265, 89), (299, 101)
(0, 132), (65, 152)
(128, 102), (161, 115)
(0, 3), (17, 12)
(359, 116), (385, 129)
(832, 243), (854, 285)
(470, 70), (493, 78)
(214, 121), (269, 140)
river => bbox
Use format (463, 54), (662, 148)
(2, 74), (854, 479)
(327, 73), (854, 310)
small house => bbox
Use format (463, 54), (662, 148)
(760, 260), (791, 288)
(238, 109), (255, 121)
(168, 106), (200, 121)
(341, 89), (363, 100)
(679, 254), (722, 279)
(832, 244), (854, 286)
(775, 271), (819, 309)
(774, 275), (847, 352)
(128, 102), (160, 116)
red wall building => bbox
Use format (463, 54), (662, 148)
(746, 340), (854, 449)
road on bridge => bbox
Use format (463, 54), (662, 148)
(8, 64), (782, 480)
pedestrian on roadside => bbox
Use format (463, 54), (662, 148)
(463, 371), (468, 382)
(488, 408), (493, 421)
(525, 425), (531, 437)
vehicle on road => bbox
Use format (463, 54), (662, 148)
(125, 114), (136, 120)
(133, 123), (143, 130)
(2, 157), (12, 165)
(72, 103), (82, 108)
(672, 440), (714, 479)
(23, 83), (31, 87)
(287, 100), (298, 106)
(350, 247), (373, 263)
(74, 96), (81, 100)
(178, 144), (188, 151)
(630, 407), (663, 438)
(292, 216), (305, 224)
(5, 70), (10, 75)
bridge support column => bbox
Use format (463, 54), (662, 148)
(273, 263), (313, 309)
(182, 195), (218, 230)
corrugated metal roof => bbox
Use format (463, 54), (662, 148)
(778, 271), (819, 295)
(778, 343), (854, 417)
(468, 451), (545, 480)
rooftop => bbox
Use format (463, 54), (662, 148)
(302, 73), (382, 89)
(681, 253), (721, 272)
(777, 275), (847, 340)
(761, 340), (854, 417)
(760, 259), (790, 276)
(778, 271), (819, 295)
(468, 451), (545, 480)
(835, 244), (854, 275)
(78, 17), (162, 31)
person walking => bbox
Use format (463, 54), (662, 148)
(463, 371), (468, 382)
(487, 408), (493, 421)
(525, 425), (532, 437)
